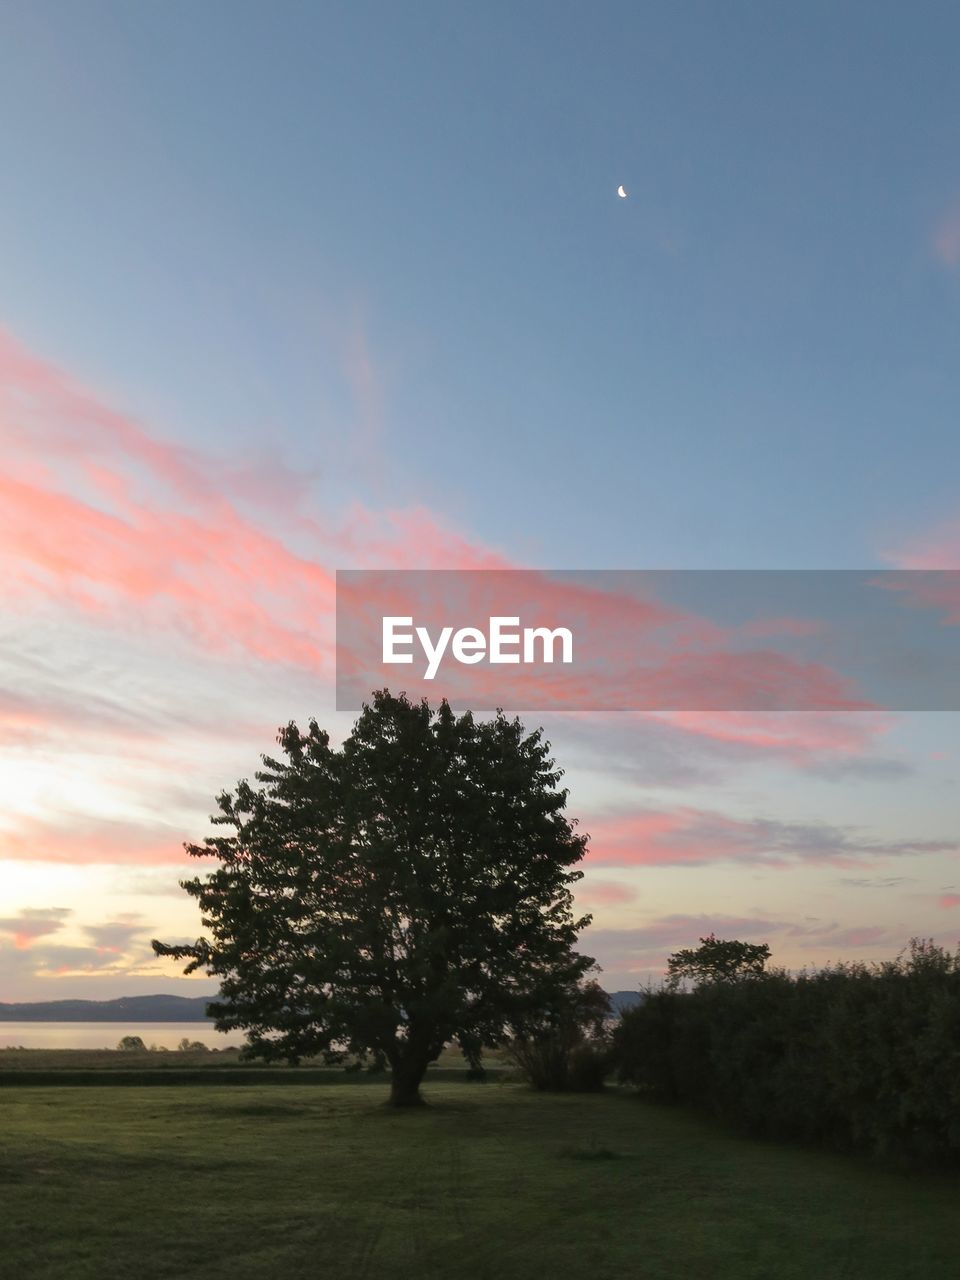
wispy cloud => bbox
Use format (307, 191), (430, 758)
(0, 327), (507, 676)
(586, 806), (956, 869)
(586, 914), (909, 975)
(84, 914), (150, 954)
(933, 200), (960, 270)
(839, 876), (914, 889)
(0, 907), (71, 949)
(654, 711), (893, 762)
(0, 910), (160, 986)
(884, 516), (960, 570)
(575, 879), (638, 908)
(0, 813), (192, 866)
(546, 709), (897, 792)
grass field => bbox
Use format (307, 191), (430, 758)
(0, 1046), (249, 1071)
(0, 1045), (506, 1086)
(2, 1081), (959, 1280)
(0, 1044), (503, 1071)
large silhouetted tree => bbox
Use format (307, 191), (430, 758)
(153, 690), (593, 1105)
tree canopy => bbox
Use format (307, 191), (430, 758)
(153, 690), (593, 1104)
(666, 933), (771, 990)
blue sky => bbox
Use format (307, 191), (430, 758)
(1, 2), (959, 1000)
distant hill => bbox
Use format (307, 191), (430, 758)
(607, 990), (646, 1014)
(1, 989), (645, 1022)
(0, 994), (216, 1022)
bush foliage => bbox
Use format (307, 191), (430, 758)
(613, 939), (960, 1163)
(505, 979), (612, 1091)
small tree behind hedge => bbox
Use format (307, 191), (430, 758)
(666, 933), (771, 990)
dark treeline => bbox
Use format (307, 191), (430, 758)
(613, 939), (960, 1165)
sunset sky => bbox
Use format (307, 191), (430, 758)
(2, 1), (959, 1001)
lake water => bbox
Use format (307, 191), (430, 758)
(0, 1021), (246, 1050)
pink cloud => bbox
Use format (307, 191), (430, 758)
(939, 894), (960, 910)
(575, 879), (638, 908)
(879, 522), (960, 621)
(1, 326), (884, 733)
(338, 569), (873, 712)
(0, 469), (339, 668)
(653, 711), (891, 760)
(933, 201), (960, 270)
(336, 504), (511, 570)
(884, 516), (960, 570)
(874, 569), (960, 627)
(586, 914), (910, 976)
(0, 327), (508, 673)
(0, 814), (192, 866)
(0, 325), (910, 885)
(0, 907), (71, 949)
(586, 806), (956, 869)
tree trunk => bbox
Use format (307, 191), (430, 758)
(389, 1056), (428, 1107)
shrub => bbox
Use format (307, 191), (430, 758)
(612, 940), (960, 1164)
(505, 978), (612, 1091)
(565, 1041), (613, 1092)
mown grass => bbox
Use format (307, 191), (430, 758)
(1, 1081), (959, 1280)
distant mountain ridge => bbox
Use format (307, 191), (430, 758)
(607, 990), (645, 1014)
(1, 990), (646, 1022)
(0, 994), (215, 1022)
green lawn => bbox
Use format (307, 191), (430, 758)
(2, 1081), (958, 1280)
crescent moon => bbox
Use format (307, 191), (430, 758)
(617, 185), (627, 198)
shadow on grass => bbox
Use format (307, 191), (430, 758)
(559, 1142), (623, 1161)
